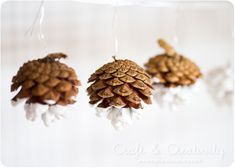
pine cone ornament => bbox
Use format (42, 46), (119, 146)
(11, 53), (81, 126)
(145, 39), (203, 110)
(87, 57), (153, 130)
(145, 39), (202, 87)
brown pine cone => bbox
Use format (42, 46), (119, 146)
(145, 39), (202, 87)
(87, 57), (153, 109)
(11, 53), (81, 106)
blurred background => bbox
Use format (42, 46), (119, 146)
(1, 0), (233, 166)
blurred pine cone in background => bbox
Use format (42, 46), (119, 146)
(144, 39), (203, 110)
(145, 39), (202, 87)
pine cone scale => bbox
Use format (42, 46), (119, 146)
(113, 84), (133, 96)
(97, 87), (114, 98)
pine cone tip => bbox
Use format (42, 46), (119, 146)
(112, 55), (118, 61)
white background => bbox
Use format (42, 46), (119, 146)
(1, 0), (233, 166)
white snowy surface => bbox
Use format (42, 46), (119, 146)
(153, 78), (204, 110)
(205, 64), (233, 106)
(96, 106), (143, 130)
(12, 100), (67, 127)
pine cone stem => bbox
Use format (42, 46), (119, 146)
(158, 39), (176, 57)
(42, 53), (67, 62)
(112, 55), (117, 61)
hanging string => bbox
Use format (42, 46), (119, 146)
(172, 4), (180, 48)
(25, 0), (48, 54)
(112, 0), (119, 57)
(38, 1), (45, 41)
(25, 0), (44, 36)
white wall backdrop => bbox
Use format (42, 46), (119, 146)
(1, 0), (233, 166)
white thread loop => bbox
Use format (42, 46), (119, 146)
(112, 0), (119, 57)
(38, 3), (45, 41)
(25, 0), (44, 37)
(25, 0), (48, 54)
